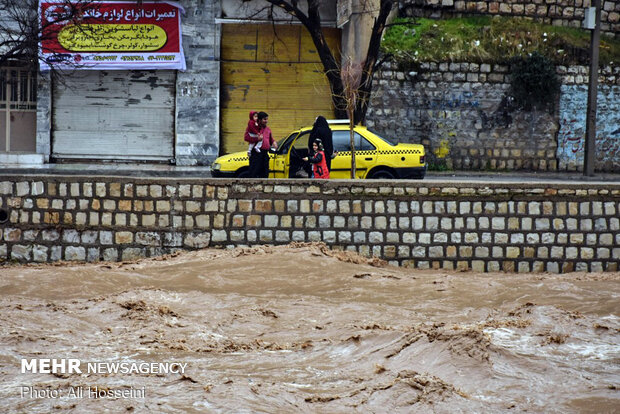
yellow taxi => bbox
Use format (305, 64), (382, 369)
(211, 121), (426, 179)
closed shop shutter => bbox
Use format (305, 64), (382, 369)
(52, 70), (175, 161)
(221, 24), (340, 154)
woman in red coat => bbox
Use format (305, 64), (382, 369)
(303, 139), (329, 179)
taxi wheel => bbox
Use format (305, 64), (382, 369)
(236, 169), (250, 178)
(368, 169), (396, 179)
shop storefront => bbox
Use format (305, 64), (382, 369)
(39, 0), (185, 162)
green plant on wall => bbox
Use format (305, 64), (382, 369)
(381, 16), (620, 66)
(508, 52), (560, 113)
(428, 137), (452, 171)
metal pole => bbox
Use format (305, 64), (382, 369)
(584, 0), (601, 177)
(5, 69), (10, 152)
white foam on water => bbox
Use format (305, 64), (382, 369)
(283, 382), (312, 388)
(484, 328), (538, 355)
(485, 327), (620, 362)
(329, 344), (356, 358)
(192, 400), (215, 409)
(561, 342), (620, 360)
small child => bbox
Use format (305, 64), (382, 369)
(244, 111), (261, 156)
(303, 139), (330, 179)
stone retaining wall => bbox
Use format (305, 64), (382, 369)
(400, 0), (620, 38)
(367, 63), (620, 172)
(1, 176), (618, 273)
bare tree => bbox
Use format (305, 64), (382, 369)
(254, 0), (394, 125)
(0, 0), (93, 71)
(0, 0), (40, 69)
(341, 57), (363, 178)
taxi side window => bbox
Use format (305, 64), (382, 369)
(293, 132), (310, 150)
(332, 130), (375, 152)
(278, 132), (298, 154)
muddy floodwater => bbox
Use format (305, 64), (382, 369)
(0, 243), (618, 413)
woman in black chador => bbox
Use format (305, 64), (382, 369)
(307, 115), (333, 172)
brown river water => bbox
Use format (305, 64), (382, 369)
(1, 243), (618, 413)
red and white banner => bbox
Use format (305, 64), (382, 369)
(39, 1), (186, 70)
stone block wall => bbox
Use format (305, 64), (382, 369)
(366, 62), (620, 172)
(175, 0), (221, 165)
(35, 72), (52, 162)
(400, 0), (620, 37)
(1, 176), (618, 273)
(558, 82), (620, 171)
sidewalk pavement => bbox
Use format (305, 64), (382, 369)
(0, 163), (212, 178)
(0, 162), (618, 184)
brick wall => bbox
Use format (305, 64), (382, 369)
(367, 63), (620, 172)
(1, 176), (618, 273)
(400, 0), (620, 38)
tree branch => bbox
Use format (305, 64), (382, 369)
(261, 0), (311, 26)
(261, 0), (346, 117)
(0, 0), (97, 71)
(384, 20), (419, 28)
(355, 0), (394, 123)
(373, 53), (392, 72)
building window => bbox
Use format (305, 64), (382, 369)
(1, 66), (37, 152)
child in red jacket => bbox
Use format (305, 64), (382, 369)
(244, 111), (261, 156)
(303, 139), (330, 179)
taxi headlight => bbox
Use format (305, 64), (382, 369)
(212, 162), (221, 171)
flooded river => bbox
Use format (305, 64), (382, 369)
(1, 243), (618, 413)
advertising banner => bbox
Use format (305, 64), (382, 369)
(39, 1), (186, 70)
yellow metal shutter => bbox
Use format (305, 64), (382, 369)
(220, 24), (340, 154)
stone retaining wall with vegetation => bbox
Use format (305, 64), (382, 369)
(367, 62), (620, 172)
(400, 0), (620, 37)
(1, 176), (618, 273)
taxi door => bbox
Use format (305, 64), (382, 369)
(287, 132), (311, 178)
(270, 152), (287, 178)
(330, 130), (377, 179)
(269, 131), (299, 178)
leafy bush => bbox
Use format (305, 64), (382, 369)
(508, 52), (560, 113)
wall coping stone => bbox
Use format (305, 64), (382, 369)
(1, 175), (619, 190)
